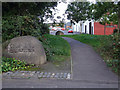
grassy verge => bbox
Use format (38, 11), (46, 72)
(38, 34), (71, 63)
(62, 34), (120, 74)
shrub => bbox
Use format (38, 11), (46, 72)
(113, 29), (120, 34)
(2, 57), (34, 72)
(2, 15), (49, 42)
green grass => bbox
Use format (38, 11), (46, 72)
(38, 34), (71, 62)
(62, 34), (120, 74)
(62, 34), (109, 48)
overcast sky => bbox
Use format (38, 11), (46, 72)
(44, 1), (69, 23)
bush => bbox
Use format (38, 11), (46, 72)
(106, 59), (120, 73)
(113, 29), (120, 34)
(2, 57), (34, 72)
(2, 15), (49, 42)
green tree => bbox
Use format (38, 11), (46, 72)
(66, 1), (120, 30)
(92, 2), (119, 30)
(66, 2), (92, 23)
(2, 2), (57, 42)
(2, 2), (57, 17)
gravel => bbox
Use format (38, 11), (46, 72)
(2, 71), (71, 80)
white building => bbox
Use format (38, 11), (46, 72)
(72, 20), (94, 34)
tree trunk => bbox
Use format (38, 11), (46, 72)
(104, 25), (106, 35)
(118, 1), (120, 32)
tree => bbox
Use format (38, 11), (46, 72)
(92, 2), (119, 30)
(66, 1), (120, 33)
(2, 2), (57, 21)
(66, 2), (92, 23)
(2, 2), (57, 42)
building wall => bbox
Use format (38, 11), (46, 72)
(72, 22), (80, 32)
(83, 21), (89, 34)
(94, 22), (117, 35)
(72, 21), (117, 35)
(72, 21), (94, 34)
(81, 21), (94, 34)
(92, 22), (94, 35)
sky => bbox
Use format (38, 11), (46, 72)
(44, 1), (69, 23)
(53, 1), (69, 22)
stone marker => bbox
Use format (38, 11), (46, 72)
(3, 36), (46, 66)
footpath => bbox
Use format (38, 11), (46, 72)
(2, 37), (118, 88)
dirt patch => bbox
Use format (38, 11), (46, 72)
(24, 56), (71, 73)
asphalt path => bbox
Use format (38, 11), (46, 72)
(63, 37), (118, 82)
(2, 37), (119, 88)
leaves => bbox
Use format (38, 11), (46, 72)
(92, 2), (119, 25)
(2, 2), (57, 18)
(2, 15), (50, 42)
(2, 57), (35, 72)
(66, 1), (119, 27)
(2, 2), (57, 42)
(66, 2), (91, 23)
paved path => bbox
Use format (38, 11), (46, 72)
(63, 37), (118, 82)
(2, 37), (118, 88)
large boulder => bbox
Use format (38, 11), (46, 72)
(3, 36), (46, 66)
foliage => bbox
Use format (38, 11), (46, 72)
(106, 59), (119, 73)
(2, 2), (57, 20)
(58, 21), (65, 27)
(66, 2), (92, 23)
(2, 57), (34, 72)
(2, 15), (49, 42)
(63, 34), (120, 74)
(37, 34), (71, 62)
(92, 2), (119, 25)
(113, 29), (120, 34)
(2, 2), (57, 42)
(66, 1), (120, 29)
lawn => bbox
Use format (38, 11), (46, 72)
(38, 34), (71, 62)
(62, 34), (120, 74)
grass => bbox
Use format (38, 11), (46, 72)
(62, 34), (120, 74)
(62, 34), (109, 48)
(38, 34), (71, 63)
